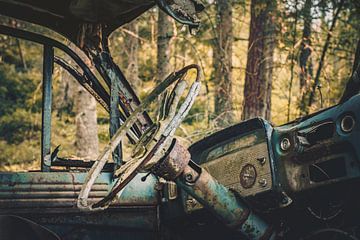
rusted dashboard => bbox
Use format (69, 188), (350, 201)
(187, 94), (360, 212)
(187, 118), (279, 212)
(190, 119), (273, 198)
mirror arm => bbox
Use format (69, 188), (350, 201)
(156, 0), (200, 28)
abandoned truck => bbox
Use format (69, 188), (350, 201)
(0, 0), (360, 239)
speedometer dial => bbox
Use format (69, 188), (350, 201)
(240, 164), (257, 189)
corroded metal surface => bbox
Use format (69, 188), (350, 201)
(41, 45), (53, 172)
(201, 136), (272, 197)
(273, 94), (360, 194)
(0, 172), (158, 213)
(152, 139), (191, 181)
(176, 163), (275, 240)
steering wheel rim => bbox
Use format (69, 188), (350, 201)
(77, 64), (201, 211)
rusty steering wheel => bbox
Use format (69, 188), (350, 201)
(77, 64), (201, 211)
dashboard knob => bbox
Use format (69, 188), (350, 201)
(280, 137), (291, 151)
(257, 157), (266, 165)
(340, 114), (355, 133)
(258, 178), (267, 187)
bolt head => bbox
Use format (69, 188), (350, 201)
(185, 173), (193, 182)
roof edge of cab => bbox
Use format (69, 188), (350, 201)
(0, 0), (155, 44)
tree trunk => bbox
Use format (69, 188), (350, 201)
(72, 48), (99, 159)
(55, 65), (75, 119)
(157, 10), (174, 82)
(74, 83), (99, 159)
(124, 20), (140, 89)
(213, 0), (233, 127)
(298, 0), (313, 115)
(286, 0), (298, 122)
(242, 0), (277, 121)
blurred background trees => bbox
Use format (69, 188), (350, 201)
(213, 0), (234, 127)
(242, 0), (277, 120)
(0, 0), (359, 170)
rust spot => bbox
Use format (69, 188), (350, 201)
(152, 139), (190, 181)
(226, 208), (251, 229)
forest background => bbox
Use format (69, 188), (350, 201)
(0, 0), (359, 171)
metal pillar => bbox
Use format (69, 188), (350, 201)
(110, 72), (122, 170)
(41, 45), (53, 172)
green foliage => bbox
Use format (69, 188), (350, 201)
(0, 63), (40, 116)
(0, 40), (43, 146)
(0, 139), (40, 166)
(0, 30), (44, 167)
(0, 109), (41, 144)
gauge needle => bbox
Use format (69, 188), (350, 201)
(243, 173), (254, 178)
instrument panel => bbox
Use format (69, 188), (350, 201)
(199, 129), (272, 197)
(189, 118), (273, 199)
(186, 94), (360, 212)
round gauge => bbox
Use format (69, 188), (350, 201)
(239, 164), (257, 189)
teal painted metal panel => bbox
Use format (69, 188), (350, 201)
(0, 172), (159, 212)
